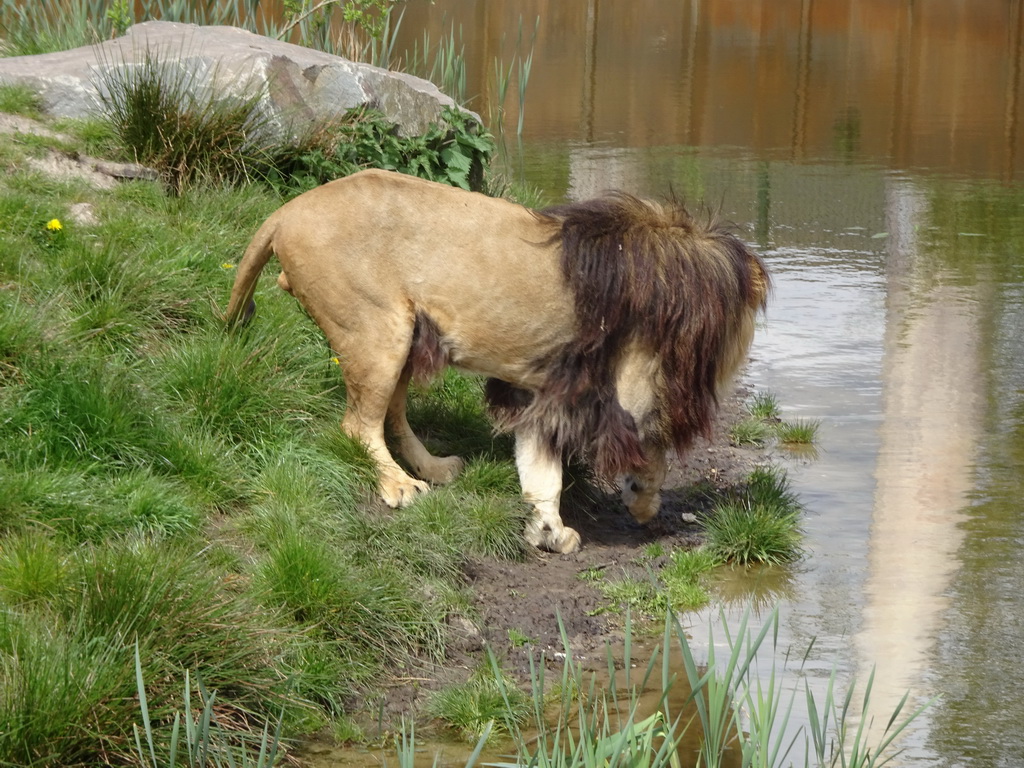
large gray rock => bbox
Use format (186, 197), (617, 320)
(0, 21), (467, 138)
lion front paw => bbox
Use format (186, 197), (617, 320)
(380, 474), (430, 508)
(524, 518), (581, 554)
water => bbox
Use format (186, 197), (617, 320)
(390, 1), (1024, 765)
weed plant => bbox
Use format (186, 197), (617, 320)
(269, 105), (493, 193)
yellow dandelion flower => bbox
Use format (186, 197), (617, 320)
(221, 262), (236, 269)
(46, 218), (63, 232)
(331, 357), (341, 366)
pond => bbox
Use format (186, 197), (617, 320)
(388, 1), (1024, 766)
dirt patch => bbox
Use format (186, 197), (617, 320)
(366, 384), (774, 726)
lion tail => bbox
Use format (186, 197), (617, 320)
(224, 213), (279, 327)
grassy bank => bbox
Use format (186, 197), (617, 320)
(0, 82), (532, 762)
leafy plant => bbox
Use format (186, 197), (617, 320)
(272, 105), (493, 193)
(106, 0), (132, 36)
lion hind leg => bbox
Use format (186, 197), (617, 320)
(515, 429), (580, 554)
(326, 320), (429, 508)
(388, 369), (464, 485)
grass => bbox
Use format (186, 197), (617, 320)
(748, 391), (781, 421)
(99, 46), (273, 193)
(733, 390), (821, 449)
(0, 79), (523, 764)
(703, 466), (805, 566)
(776, 418), (822, 445)
(586, 546), (722, 618)
(133, 645), (283, 768)
(0, 537), (312, 765)
(730, 417), (774, 447)
(426, 663), (533, 743)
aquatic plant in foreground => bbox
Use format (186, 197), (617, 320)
(403, 609), (930, 768)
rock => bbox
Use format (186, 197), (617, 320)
(26, 152), (118, 190)
(447, 614), (485, 654)
(68, 202), (99, 226)
(0, 21), (472, 139)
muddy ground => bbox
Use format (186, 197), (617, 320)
(362, 384), (777, 729)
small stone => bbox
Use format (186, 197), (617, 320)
(68, 202), (99, 226)
(681, 512), (698, 524)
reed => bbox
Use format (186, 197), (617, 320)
(454, 609), (928, 768)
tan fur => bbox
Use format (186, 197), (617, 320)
(226, 169), (768, 553)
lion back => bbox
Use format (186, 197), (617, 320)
(488, 193), (769, 479)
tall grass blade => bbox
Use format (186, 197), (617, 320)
(134, 643), (158, 768)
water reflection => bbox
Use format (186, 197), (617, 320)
(855, 178), (983, 748)
(397, 0), (1024, 181)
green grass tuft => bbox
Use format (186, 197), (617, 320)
(701, 465), (805, 566)
(595, 573), (668, 617)
(747, 390), (781, 421)
(427, 664), (532, 743)
(98, 47), (275, 193)
(729, 417), (773, 446)
(703, 500), (803, 566)
(0, 84), (43, 118)
(775, 417), (822, 445)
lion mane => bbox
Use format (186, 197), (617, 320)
(470, 194), (767, 482)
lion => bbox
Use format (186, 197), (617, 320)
(225, 169), (769, 553)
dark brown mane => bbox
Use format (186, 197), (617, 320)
(487, 192), (769, 479)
